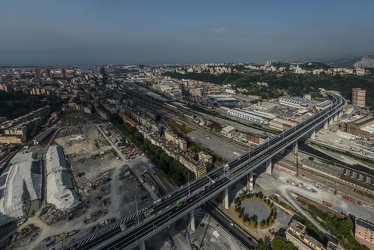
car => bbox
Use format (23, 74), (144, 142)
(230, 222), (234, 226)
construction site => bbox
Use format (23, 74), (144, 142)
(0, 117), (163, 249)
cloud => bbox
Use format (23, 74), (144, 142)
(201, 27), (230, 34)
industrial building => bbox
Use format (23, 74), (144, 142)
(352, 88), (366, 108)
(279, 97), (318, 109)
(208, 95), (238, 104)
(340, 115), (374, 139)
(316, 100), (332, 111)
(226, 109), (267, 124)
(45, 145), (79, 210)
(0, 150), (42, 227)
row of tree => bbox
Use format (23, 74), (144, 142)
(234, 192), (277, 229)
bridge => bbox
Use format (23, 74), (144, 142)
(66, 93), (346, 250)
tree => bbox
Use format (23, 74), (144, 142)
(260, 220), (265, 227)
(171, 172), (180, 185)
(150, 154), (158, 164)
(157, 160), (168, 172)
(139, 144), (148, 152)
(145, 150), (151, 158)
(266, 217), (270, 226)
(155, 148), (163, 158)
(270, 236), (294, 250)
(254, 243), (267, 250)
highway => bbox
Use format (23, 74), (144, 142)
(66, 93), (345, 250)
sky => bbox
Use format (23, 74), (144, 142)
(0, 0), (374, 65)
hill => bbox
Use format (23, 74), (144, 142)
(324, 55), (374, 68)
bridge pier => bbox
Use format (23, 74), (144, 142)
(333, 115), (338, 122)
(247, 171), (254, 192)
(311, 129), (316, 140)
(190, 210), (195, 231)
(293, 141), (298, 155)
(324, 122), (328, 129)
(339, 111), (343, 118)
(329, 118), (333, 126)
(265, 158), (273, 175)
(224, 187), (229, 210)
(140, 241), (146, 250)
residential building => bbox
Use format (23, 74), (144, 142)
(286, 219), (326, 250)
(45, 67), (51, 79)
(198, 151), (213, 164)
(352, 88), (366, 108)
(178, 138), (188, 152)
(179, 154), (206, 178)
(222, 126), (236, 138)
(0, 135), (23, 144)
(34, 68), (41, 80)
(61, 67), (67, 79)
(355, 218), (374, 249)
(164, 129), (178, 145)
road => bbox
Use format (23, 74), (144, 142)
(66, 93), (345, 250)
(204, 202), (256, 249)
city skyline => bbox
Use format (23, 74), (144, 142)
(1, 0), (374, 65)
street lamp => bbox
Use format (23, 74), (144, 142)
(135, 195), (139, 225)
(187, 171), (191, 196)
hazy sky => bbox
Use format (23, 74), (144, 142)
(1, 0), (374, 65)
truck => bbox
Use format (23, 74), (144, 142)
(153, 199), (162, 206)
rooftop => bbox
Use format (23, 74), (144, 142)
(356, 217), (374, 232)
(45, 145), (79, 210)
(0, 150), (41, 227)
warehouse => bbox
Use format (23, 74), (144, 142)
(45, 145), (79, 210)
(0, 150), (42, 227)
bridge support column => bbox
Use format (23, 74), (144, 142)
(247, 171), (254, 192)
(140, 241), (146, 250)
(311, 129), (316, 140)
(329, 118), (333, 126)
(324, 122), (328, 129)
(333, 115), (338, 122)
(339, 111), (343, 118)
(190, 210), (195, 231)
(224, 187), (229, 210)
(265, 158), (273, 175)
(293, 141), (298, 155)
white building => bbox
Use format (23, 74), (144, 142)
(0, 151), (42, 227)
(45, 145), (79, 210)
(227, 109), (267, 124)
